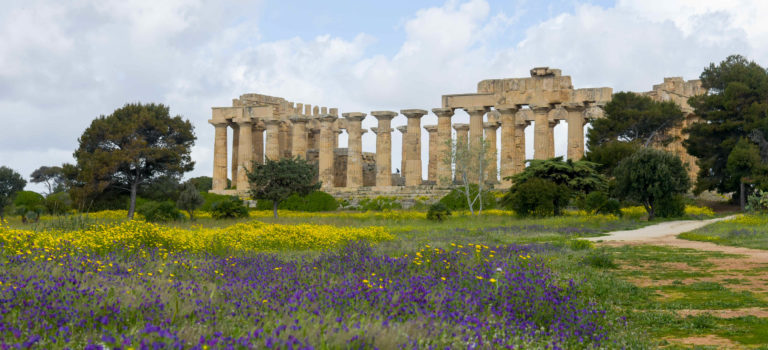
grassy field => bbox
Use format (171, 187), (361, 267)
(680, 214), (768, 250)
(3, 207), (765, 348)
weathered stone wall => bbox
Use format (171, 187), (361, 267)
(333, 148), (348, 188)
(362, 152), (376, 187)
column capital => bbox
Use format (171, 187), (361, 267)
(464, 106), (489, 115)
(453, 123), (469, 132)
(400, 109), (428, 118)
(328, 108), (339, 116)
(431, 107), (455, 117)
(253, 120), (266, 131)
(396, 125), (408, 134)
(342, 112), (367, 122)
(263, 118), (281, 126)
(371, 110), (398, 120)
(494, 104), (519, 113)
(361, 129), (368, 136)
(483, 121), (501, 130)
(548, 105), (568, 121)
(563, 102), (585, 112)
(423, 124), (438, 133)
(370, 127), (393, 134)
(208, 119), (229, 127)
(319, 114), (338, 124)
(233, 117), (253, 126)
(530, 105), (551, 113)
(289, 116), (310, 124)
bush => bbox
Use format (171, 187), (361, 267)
(210, 197), (249, 219)
(439, 184), (496, 211)
(136, 201), (183, 222)
(747, 189), (768, 212)
(578, 191), (621, 215)
(505, 178), (570, 217)
(426, 202), (452, 221)
(255, 191), (338, 212)
(177, 183), (204, 220)
(13, 191), (46, 223)
(44, 192), (72, 215)
(200, 192), (232, 211)
(569, 239), (594, 251)
(656, 194), (686, 218)
(359, 196), (402, 211)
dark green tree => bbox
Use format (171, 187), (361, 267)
(177, 182), (204, 220)
(247, 157), (320, 218)
(30, 166), (65, 195)
(187, 176), (214, 192)
(74, 103), (195, 219)
(587, 92), (684, 149)
(0, 166), (26, 220)
(684, 55), (768, 195)
(584, 140), (638, 175)
(613, 148), (691, 220)
(504, 157), (607, 194)
(726, 138), (763, 210)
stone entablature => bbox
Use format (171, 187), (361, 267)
(209, 68), (701, 196)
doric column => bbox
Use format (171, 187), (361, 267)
(290, 116), (309, 159)
(230, 123), (239, 186)
(564, 103), (586, 161)
(318, 115), (338, 188)
(277, 121), (287, 157)
(531, 105), (552, 159)
(424, 125), (438, 183)
(209, 119), (228, 192)
(548, 106), (567, 159)
(465, 107), (488, 152)
(432, 108), (454, 186)
(234, 117), (253, 191)
(343, 112), (366, 188)
(252, 121), (265, 165)
(513, 115), (530, 174)
(396, 125), (408, 176)
(372, 111), (397, 187)
(496, 105), (519, 180)
(264, 119), (281, 161)
(401, 109), (427, 186)
(453, 123), (469, 182)
(483, 120), (500, 183)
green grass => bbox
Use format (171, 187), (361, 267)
(680, 214), (768, 250)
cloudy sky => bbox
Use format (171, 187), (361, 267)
(1, 0), (766, 192)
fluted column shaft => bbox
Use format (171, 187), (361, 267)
(343, 112), (366, 188)
(453, 123), (469, 183)
(424, 125), (438, 182)
(252, 123), (265, 165)
(465, 107), (488, 152)
(532, 106), (552, 160)
(290, 116), (309, 159)
(210, 120), (228, 191)
(372, 111), (397, 186)
(264, 119), (281, 161)
(513, 119), (529, 174)
(401, 109), (427, 186)
(397, 125), (408, 176)
(230, 123), (239, 186)
(565, 104), (586, 161)
(235, 118), (253, 191)
(496, 106), (518, 180)
(484, 121), (500, 183)
(433, 108), (454, 186)
(318, 115), (338, 188)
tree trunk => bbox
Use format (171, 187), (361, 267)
(273, 201), (279, 218)
(188, 209), (195, 221)
(646, 201), (655, 221)
(128, 181), (138, 220)
(740, 180), (746, 211)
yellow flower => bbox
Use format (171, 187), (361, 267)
(489, 278), (497, 283)
(476, 276), (483, 280)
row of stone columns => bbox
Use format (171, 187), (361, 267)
(210, 103), (594, 192)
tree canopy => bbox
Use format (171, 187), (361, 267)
(0, 166), (26, 220)
(613, 148), (691, 220)
(684, 55), (768, 195)
(587, 92), (684, 150)
(504, 157), (607, 194)
(30, 166), (65, 195)
(74, 103), (195, 219)
(247, 157), (320, 218)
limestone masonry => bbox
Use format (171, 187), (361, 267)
(208, 68), (705, 199)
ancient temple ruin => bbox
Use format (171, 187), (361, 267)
(208, 67), (703, 197)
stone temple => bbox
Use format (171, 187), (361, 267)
(208, 68), (704, 200)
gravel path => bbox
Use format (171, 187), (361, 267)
(586, 215), (738, 242)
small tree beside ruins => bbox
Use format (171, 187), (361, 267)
(247, 157), (320, 218)
(442, 138), (495, 216)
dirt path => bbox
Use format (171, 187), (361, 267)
(588, 215), (768, 263)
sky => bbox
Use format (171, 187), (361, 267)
(1, 0), (767, 193)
